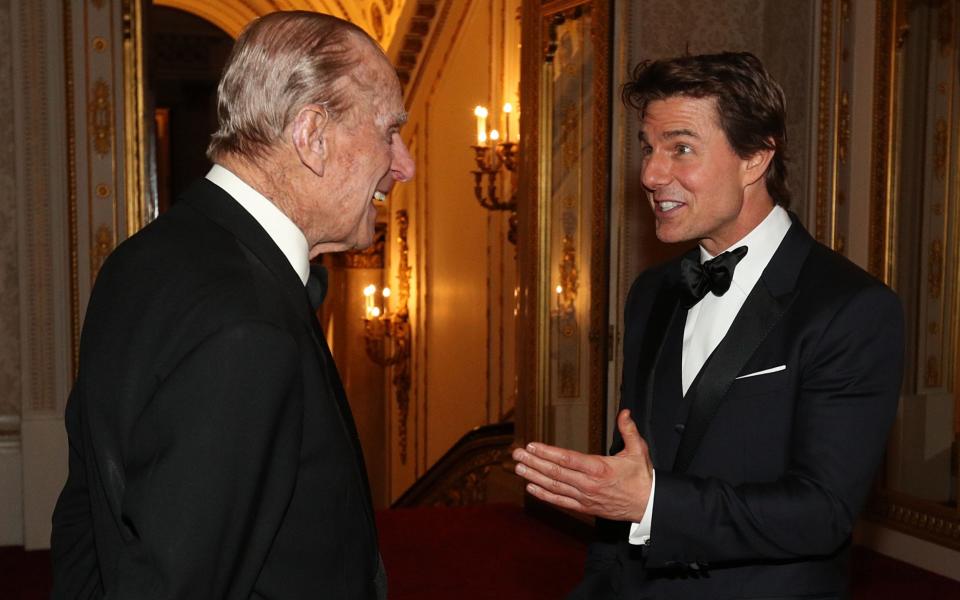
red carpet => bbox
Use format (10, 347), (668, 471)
(4, 504), (959, 598)
(377, 504), (587, 600)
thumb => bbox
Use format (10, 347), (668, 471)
(617, 409), (645, 456)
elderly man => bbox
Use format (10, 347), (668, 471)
(51, 11), (413, 599)
(513, 52), (903, 599)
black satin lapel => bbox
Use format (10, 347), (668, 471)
(672, 281), (797, 474)
(306, 304), (377, 523)
(624, 288), (681, 466)
(185, 179), (310, 325)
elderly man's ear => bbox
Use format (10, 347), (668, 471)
(292, 104), (329, 177)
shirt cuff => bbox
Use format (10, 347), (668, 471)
(627, 469), (655, 545)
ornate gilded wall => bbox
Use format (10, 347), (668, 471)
(0, 0), (21, 434)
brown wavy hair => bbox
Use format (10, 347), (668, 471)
(622, 52), (790, 207)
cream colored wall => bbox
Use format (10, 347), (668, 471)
(0, 0), (24, 547)
(386, 0), (520, 501)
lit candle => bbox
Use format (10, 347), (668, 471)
(555, 285), (563, 312)
(503, 102), (513, 142)
(489, 129), (500, 146)
(474, 105), (488, 145)
(364, 284), (377, 318)
(382, 287), (391, 314)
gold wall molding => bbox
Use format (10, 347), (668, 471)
(343, 222), (387, 269)
(91, 225), (113, 281)
(814, 0), (834, 243)
(868, 0), (896, 282)
(934, 118), (948, 180)
(868, 491), (960, 551)
(838, 89), (850, 166)
(392, 210), (412, 463)
(927, 239), (943, 299)
(814, 0), (852, 251)
(152, 1), (403, 46)
(88, 79), (113, 156)
(64, 0), (80, 373)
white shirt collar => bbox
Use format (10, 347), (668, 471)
(698, 204), (792, 297)
(205, 164), (311, 286)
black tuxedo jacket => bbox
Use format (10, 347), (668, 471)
(51, 179), (382, 599)
(570, 216), (903, 600)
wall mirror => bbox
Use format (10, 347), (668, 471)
(867, 0), (960, 550)
(517, 0), (611, 468)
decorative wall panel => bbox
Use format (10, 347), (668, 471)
(13, 0), (71, 418)
(0, 0), (22, 434)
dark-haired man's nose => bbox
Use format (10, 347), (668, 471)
(641, 150), (671, 191)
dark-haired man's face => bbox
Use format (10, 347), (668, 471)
(639, 96), (771, 255)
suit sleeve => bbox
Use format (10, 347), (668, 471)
(645, 285), (904, 567)
(114, 320), (303, 599)
(51, 388), (104, 599)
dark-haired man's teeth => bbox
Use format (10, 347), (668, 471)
(658, 201), (681, 211)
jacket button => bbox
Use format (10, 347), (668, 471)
(674, 423), (685, 434)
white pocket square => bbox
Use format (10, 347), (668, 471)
(735, 365), (786, 380)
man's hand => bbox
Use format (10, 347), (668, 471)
(511, 409), (654, 522)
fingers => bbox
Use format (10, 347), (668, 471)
(514, 460), (583, 500)
(617, 409), (648, 456)
(523, 482), (588, 513)
(517, 442), (607, 478)
(512, 445), (604, 490)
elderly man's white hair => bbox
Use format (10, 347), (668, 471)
(207, 11), (382, 163)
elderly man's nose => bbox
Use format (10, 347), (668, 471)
(392, 135), (415, 182)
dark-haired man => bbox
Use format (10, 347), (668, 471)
(513, 52), (903, 598)
(51, 11), (413, 599)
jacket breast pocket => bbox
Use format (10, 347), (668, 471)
(728, 367), (789, 399)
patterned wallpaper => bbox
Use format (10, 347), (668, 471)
(628, 0), (815, 227)
(637, 0), (765, 58)
(0, 0), (22, 425)
(762, 0), (815, 220)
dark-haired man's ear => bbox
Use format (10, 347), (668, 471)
(292, 104), (329, 177)
(742, 144), (775, 188)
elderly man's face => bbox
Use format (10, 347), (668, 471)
(639, 96), (761, 255)
(317, 47), (414, 252)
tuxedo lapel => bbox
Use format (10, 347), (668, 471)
(185, 179), (375, 514)
(185, 179), (310, 326)
(617, 253), (690, 462)
(672, 216), (812, 474)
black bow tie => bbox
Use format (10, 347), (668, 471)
(679, 246), (748, 308)
(306, 265), (328, 310)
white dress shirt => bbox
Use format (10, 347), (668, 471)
(628, 205), (792, 545)
(205, 164), (311, 286)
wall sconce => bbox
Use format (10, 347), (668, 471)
(552, 233), (578, 338)
(471, 103), (519, 244)
(362, 209), (413, 463)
